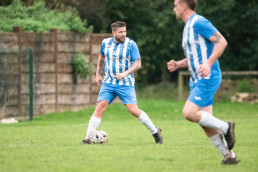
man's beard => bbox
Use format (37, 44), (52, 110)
(115, 36), (125, 43)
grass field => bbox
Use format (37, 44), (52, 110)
(1, 98), (258, 172)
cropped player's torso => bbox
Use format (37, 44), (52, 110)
(182, 14), (221, 83)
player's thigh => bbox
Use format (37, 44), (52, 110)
(97, 83), (117, 104)
(183, 100), (201, 117)
(116, 86), (137, 104)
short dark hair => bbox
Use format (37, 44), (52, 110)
(180, 0), (197, 11)
(111, 21), (126, 31)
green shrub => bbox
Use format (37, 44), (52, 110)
(0, 0), (92, 32)
(238, 79), (254, 93)
(72, 53), (92, 79)
(136, 82), (178, 99)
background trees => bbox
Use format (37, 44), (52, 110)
(1, 0), (257, 85)
(0, 0), (92, 32)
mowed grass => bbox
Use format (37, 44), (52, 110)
(0, 98), (258, 172)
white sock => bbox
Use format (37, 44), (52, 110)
(85, 116), (101, 139)
(231, 150), (236, 158)
(209, 133), (229, 156)
(137, 110), (158, 134)
(199, 111), (229, 134)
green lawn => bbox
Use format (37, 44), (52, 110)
(0, 98), (258, 172)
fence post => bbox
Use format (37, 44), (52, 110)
(89, 33), (93, 104)
(13, 26), (22, 117)
(50, 29), (58, 112)
(29, 49), (33, 121)
(178, 71), (184, 101)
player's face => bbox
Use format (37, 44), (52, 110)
(173, 0), (184, 20)
(113, 26), (126, 43)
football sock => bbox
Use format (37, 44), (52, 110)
(137, 110), (158, 134)
(86, 116), (101, 139)
(231, 150), (236, 158)
(209, 133), (229, 156)
(199, 111), (229, 135)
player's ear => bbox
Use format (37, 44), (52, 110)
(183, 2), (188, 10)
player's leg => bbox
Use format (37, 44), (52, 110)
(83, 100), (109, 142)
(200, 106), (239, 164)
(126, 104), (157, 134)
(184, 100), (236, 150)
(81, 83), (116, 144)
(186, 78), (236, 150)
(117, 86), (163, 144)
(126, 104), (163, 144)
(184, 103), (239, 164)
(183, 101), (228, 133)
(200, 106), (230, 157)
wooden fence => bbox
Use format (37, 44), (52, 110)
(178, 71), (258, 101)
(0, 27), (111, 119)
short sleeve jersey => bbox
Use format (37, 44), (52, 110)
(100, 37), (141, 86)
(182, 13), (221, 83)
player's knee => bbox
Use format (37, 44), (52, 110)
(128, 108), (136, 115)
(98, 101), (108, 108)
(182, 108), (195, 122)
(127, 107), (140, 117)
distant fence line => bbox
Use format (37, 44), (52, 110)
(0, 26), (111, 120)
(178, 71), (258, 101)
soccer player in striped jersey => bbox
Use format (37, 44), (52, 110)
(81, 21), (163, 144)
(167, 0), (239, 164)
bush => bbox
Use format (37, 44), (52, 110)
(0, 0), (92, 32)
(238, 79), (254, 93)
(72, 53), (92, 79)
(136, 82), (178, 99)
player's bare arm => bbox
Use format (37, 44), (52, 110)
(199, 31), (227, 77)
(116, 59), (141, 81)
(167, 58), (188, 72)
(95, 54), (105, 86)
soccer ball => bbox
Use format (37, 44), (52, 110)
(92, 130), (108, 144)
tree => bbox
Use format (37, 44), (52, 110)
(0, 0), (92, 32)
(97, 0), (258, 85)
(2, 0), (257, 85)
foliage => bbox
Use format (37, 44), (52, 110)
(1, 0), (257, 85)
(1, 99), (258, 171)
(136, 82), (178, 99)
(100, 0), (182, 85)
(78, 0), (258, 85)
(0, 0), (92, 32)
(198, 0), (258, 72)
(72, 52), (92, 79)
(237, 79), (254, 93)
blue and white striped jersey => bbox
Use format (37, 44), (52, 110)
(182, 13), (221, 83)
(100, 37), (141, 86)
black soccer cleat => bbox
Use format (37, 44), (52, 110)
(224, 122), (236, 150)
(221, 153), (240, 165)
(152, 127), (163, 144)
(80, 138), (92, 144)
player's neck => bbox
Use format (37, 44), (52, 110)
(182, 10), (195, 23)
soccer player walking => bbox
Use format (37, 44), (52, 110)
(81, 21), (163, 144)
(167, 0), (239, 164)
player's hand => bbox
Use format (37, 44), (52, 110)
(198, 63), (211, 78)
(116, 73), (126, 81)
(95, 74), (102, 86)
(167, 60), (178, 72)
